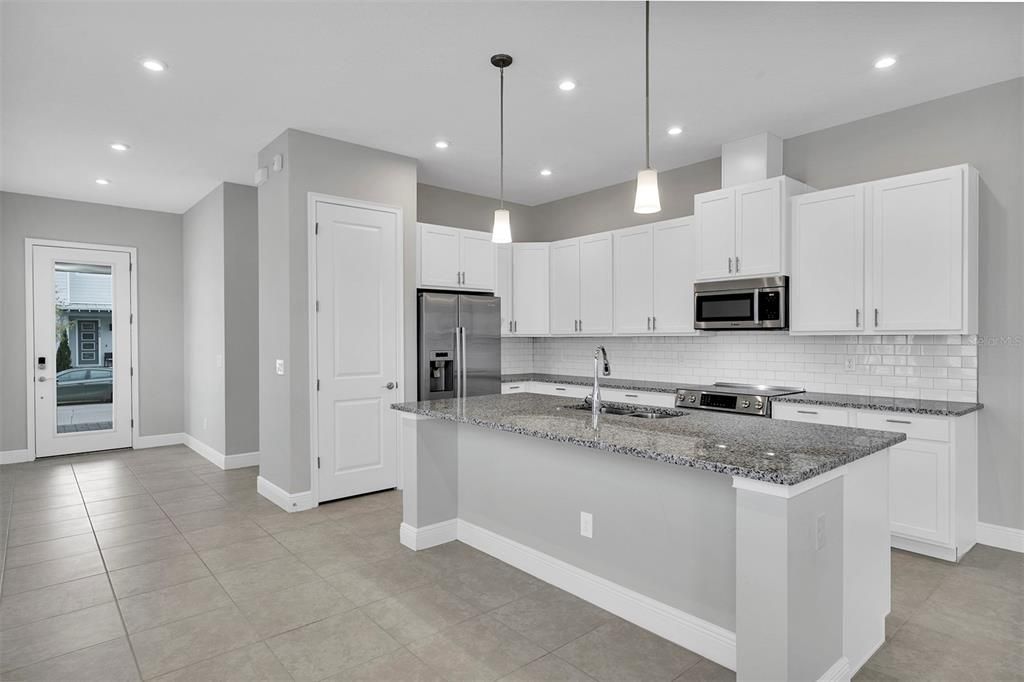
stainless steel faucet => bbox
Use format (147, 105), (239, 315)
(591, 346), (611, 429)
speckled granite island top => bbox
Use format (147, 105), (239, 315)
(772, 392), (982, 417)
(391, 393), (906, 485)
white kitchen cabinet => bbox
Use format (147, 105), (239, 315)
(612, 225), (654, 333)
(549, 239), (581, 334)
(791, 185), (867, 333)
(871, 166), (975, 333)
(494, 244), (514, 336)
(614, 218), (696, 335)
(774, 404), (978, 562)
(694, 176), (810, 281)
(651, 217), (696, 333)
(511, 243), (550, 335)
(789, 164), (978, 336)
(417, 222), (494, 290)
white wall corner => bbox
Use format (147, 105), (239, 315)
(976, 522), (1024, 554)
(399, 520), (458, 551)
(133, 432), (185, 449)
(182, 433), (228, 469)
(257, 475), (314, 513)
(0, 449), (34, 465)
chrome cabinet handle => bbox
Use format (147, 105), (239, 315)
(555, 387), (567, 391)
(886, 419), (912, 425)
(625, 393), (638, 398)
(874, 308), (879, 326)
(647, 316), (651, 330)
(797, 410), (819, 415)
(728, 257), (733, 273)
(652, 316), (656, 331)
(735, 257), (740, 273)
(578, 319), (582, 332)
(514, 320), (517, 332)
(856, 308), (861, 327)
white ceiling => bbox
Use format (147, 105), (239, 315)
(2, 2), (1021, 214)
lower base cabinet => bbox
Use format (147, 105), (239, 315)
(773, 403), (978, 562)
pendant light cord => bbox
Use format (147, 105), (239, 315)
(499, 64), (505, 209)
(644, 0), (651, 170)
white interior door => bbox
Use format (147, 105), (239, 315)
(316, 201), (399, 502)
(32, 245), (132, 456)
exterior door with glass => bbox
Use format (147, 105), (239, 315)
(31, 245), (133, 456)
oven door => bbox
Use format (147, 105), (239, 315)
(694, 289), (757, 329)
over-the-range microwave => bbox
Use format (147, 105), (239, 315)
(694, 276), (788, 330)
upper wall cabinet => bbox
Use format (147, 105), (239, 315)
(613, 217), (697, 335)
(417, 223), (495, 290)
(694, 176), (812, 281)
(550, 233), (614, 335)
(494, 244), (514, 336)
(791, 164), (978, 336)
(512, 243), (550, 335)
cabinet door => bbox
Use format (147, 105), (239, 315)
(889, 439), (952, 545)
(871, 167), (964, 331)
(550, 239), (581, 334)
(419, 224), (461, 287)
(694, 188), (736, 279)
(652, 218), (695, 333)
(460, 230), (495, 290)
(579, 233), (614, 335)
(791, 186), (866, 332)
(512, 243), (550, 335)
(612, 226), (654, 333)
(735, 178), (782, 277)
(494, 244), (514, 336)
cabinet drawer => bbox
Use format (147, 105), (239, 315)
(855, 412), (950, 442)
(601, 389), (676, 408)
(501, 383), (526, 394)
(771, 403), (850, 426)
(530, 383), (591, 399)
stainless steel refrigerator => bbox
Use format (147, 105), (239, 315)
(418, 292), (501, 400)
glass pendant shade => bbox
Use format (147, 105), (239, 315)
(492, 209), (512, 244)
(633, 168), (662, 214)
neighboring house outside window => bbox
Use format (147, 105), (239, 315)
(55, 270), (113, 369)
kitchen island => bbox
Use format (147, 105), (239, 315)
(391, 393), (905, 681)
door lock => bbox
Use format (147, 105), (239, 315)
(383, 381), (397, 390)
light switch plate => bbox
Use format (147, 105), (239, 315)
(580, 512), (593, 539)
(275, 359), (285, 375)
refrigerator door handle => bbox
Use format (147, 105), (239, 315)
(460, 326), (468, 398)
(454, 327), (462, 399)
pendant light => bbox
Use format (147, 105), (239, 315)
(491, 53), (513, 243)
(634, 1), (661, 214)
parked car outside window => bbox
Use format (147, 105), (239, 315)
(56, 368), (113, 405)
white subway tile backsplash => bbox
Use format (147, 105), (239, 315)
(501, 332), (978, 402)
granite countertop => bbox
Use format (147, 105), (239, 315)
(772, 392), (983, 417)
(501, 373), (678, 394)
(503, 374), (983, 417)
(391, 393), (905, 485)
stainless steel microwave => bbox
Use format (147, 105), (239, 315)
(694, 276), (788, 330)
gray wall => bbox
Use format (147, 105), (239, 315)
(417, 184), (536, 236)
(223, 183), (259, 456)
(182, 185), (226, 453)
(0, 192), (184, 449)
(181, 182), (259, 457)
(258, 129), (417, 494)
(488, 78), (1022, 532)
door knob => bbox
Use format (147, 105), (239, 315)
(383, 381), (397, 390)
(38, 376), (48, 382)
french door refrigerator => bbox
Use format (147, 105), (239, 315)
(418, 291), (501, 400)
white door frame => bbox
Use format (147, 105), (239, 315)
(24, 238), (140, 459)
(307, 193), (405, 506)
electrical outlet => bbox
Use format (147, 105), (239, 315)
(275, 359), (285, 375)
(580, 512), (593, 539)
(844, 356), (857, 373)
(816, 513), (827, 550)
(203, 417), (208, 431)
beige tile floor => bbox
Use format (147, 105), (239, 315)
(1, 446), (1021, 681)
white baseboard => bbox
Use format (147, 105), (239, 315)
(977, 522), (1024, 554)
(257, 475), (315, 513)
(400, 520), (458, 551)
(890, 534), (958, 562)
(181, 435), (259, 471)
(819, 656), (852, 681)
(0, 449), (33, 465)
(456, 519), (737, 672)
(133, 432), (185, 449)
(223, 451), (260, 470)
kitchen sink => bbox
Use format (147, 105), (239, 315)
(627, 412), (681, 419)
(569, 404), (684, 419)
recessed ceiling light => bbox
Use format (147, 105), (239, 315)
(141, 58), (167, 72)
(874, 56), (897, 70)
(110, 142), (130, 152)
(558, 80), (576, 91)
(540, 169), (552, 176)
(667, 126), (683, 136)
(95, 178), (111, 185)
(434, 140), (449, 149)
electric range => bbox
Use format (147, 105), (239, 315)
(674, 382), (805, 417)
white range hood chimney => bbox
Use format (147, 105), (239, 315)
(721, 132), (783, 188)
